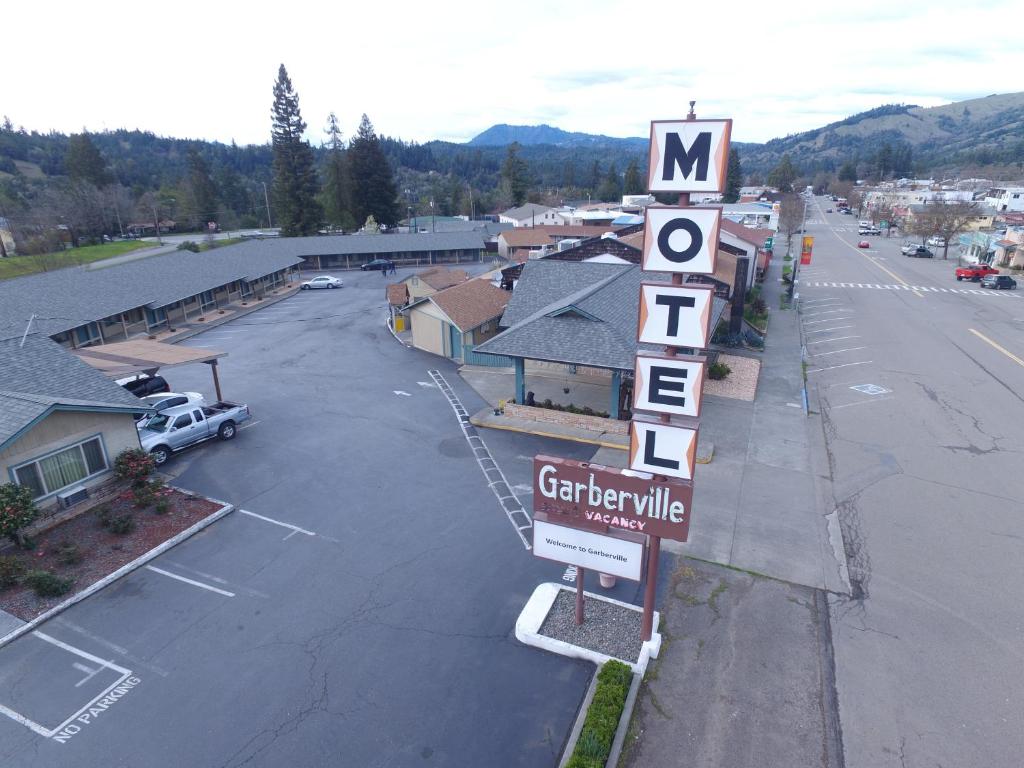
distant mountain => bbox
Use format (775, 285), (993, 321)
(468, 123), (647, 149)
(739, 92), (1024, 175)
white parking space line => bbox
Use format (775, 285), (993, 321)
(830, 396), (895, 409)
(144, 565), (235, 597)
(811, 347), (866, 357)
(803, 309), (851, 318)
(807, 361), (873, 373)
(807, 335), (860, 344)
(239, 508), (315, 537)
(33, 632), (129, 673)
(805, 325), (854, 334)
(237, 420), (261, 431)
(803, 317), (854, 325)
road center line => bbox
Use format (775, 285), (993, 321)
(239, 508), (315, 536)
(144, 565), (236, 597)
(968, 328), (1024, 368)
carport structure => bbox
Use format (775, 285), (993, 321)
(70, 339), (229, 401)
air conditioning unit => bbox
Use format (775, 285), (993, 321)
(57, 486), (90, 509)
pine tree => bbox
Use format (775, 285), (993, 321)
(597, 162), (622, 203)
(838, 160), (858, 183)
(320, 112), (355, 230)
(500, 142), (530, 207)
(348, 114), (399, 227)
(270, 64), (322, 236)
(65, 132), (110, 187)
(588, 161), (601, 193)
(767, 153), (797, 193)
(722, 148), (742, 203)
(623, 158), (644, 195)
(183, 147), (218, 228)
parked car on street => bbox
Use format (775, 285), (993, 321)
(927, 236), (946, 248)
(955, 264), (999, 281)
(858, 240), (870, 248)
(906, 246), (934, 258)
(901, 242), (925, 255)
(858, 227), (882, 236)
(134, 391), (205, 423)
(361, 259), (393, 271)
(980, 274), (1017, 289)
(117, 373), (170, 397)
(300, 275), (344, 290)
(139, 401), (252, 465)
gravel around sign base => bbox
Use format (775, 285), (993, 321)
(539, 589), (643, 662)
(704, 353), (761, 401)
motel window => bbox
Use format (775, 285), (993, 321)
(13, 436), (108, 501)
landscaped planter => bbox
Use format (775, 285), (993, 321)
(504, 403), (628, 435)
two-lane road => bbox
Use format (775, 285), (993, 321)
(798, 200), (1024, 768)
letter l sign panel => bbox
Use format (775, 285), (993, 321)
(629, 420), (698, 481)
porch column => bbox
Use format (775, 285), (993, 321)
(609, 369), (621, 419)
(514, 358), (525, 404)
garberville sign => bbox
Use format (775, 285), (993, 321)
(647, 119), (732, 193)
(533, 455), (693, 542)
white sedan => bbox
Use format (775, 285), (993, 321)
(301, 275), (344, 290)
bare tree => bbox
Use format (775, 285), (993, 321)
(778, 194), (805, 251)
(847, 189), (865, 217)
(910, 199), (980, 259)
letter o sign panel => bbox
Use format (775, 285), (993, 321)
(643, 207), (721, 275)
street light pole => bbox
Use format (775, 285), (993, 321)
(262, 182), (273, 229)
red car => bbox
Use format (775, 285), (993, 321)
(858, 240), (870, 248)
(955, 264), (999, 281)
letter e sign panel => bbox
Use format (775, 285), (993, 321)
(637, 283), (714, 348)
(629, 419), (698, 481)
(648, 119), (732, 193)
(642, 207), (721, 275)
(633, 354), (705, 418)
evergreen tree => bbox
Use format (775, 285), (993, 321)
(597, 162), (622, 202)
(214, 164), (249, 218)
(320, 112), (355, 230)
(348, 114), (399, 227)
(838, 160), (858, 183)
(183, 147), (218, 228)
(588, 161), (601, 192)
(875, 143), (893, 179)
(767, 153), (797, 193)
(623, 158), (644, 195)
(562, 159), (576, 189)
(500, 142), (530, 207)
(65, 132), (110, 187)
(270, 64), (322, 236)
(722, 148), (742, 203)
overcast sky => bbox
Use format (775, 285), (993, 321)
(5, 0), (1022, 148)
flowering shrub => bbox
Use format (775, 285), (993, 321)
(0, 483), (39, 546)
(114, 449), (156, 486)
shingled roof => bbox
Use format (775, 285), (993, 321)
(423, 279), (510, 333)
(475, 261), (727, 371)
(0, 334), (146, 450)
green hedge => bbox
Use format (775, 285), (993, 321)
(565, 660), (633, 768)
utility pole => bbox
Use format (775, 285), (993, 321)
(262, 182), (273, 229)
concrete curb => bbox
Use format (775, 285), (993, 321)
(0, 492), (234, 650)
(606, 672), (643, 767)
(558, 668), (599, 768)
(162, 286), (300, 344)
(516, 583), (661, 675)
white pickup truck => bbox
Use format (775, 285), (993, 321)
(139, 401), (251, 465)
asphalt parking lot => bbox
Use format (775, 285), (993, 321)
(0, 265), (615, 767)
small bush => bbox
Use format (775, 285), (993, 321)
(565, 660), (632, 768)
(177, 240), (200, 252)
(109, 514), (136, 535)
(56, 540), (84, 565)
(0, 556), (26, 590)
(0, 482), (39, 546)
(154, 498), (170, 515)
(95, 504), (113, 529)
(709, 361), (732, 380)
(751, 297), (767, 315)
(114, 448), (155, 485)
(24, 570), (74, 598)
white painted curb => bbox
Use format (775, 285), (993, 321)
(515, 582), (661, 675)
(0, 495), (234, 649)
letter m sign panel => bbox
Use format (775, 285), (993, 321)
(648, 119), (732, 193)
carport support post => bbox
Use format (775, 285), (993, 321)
(209, 360), (223, 402)
(609, 370), (621, 419)
(514, 358), (525, 404)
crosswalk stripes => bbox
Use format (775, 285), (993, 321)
(803, 281), (1019, 297)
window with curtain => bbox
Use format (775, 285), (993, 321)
(13, 437), (108, 500)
